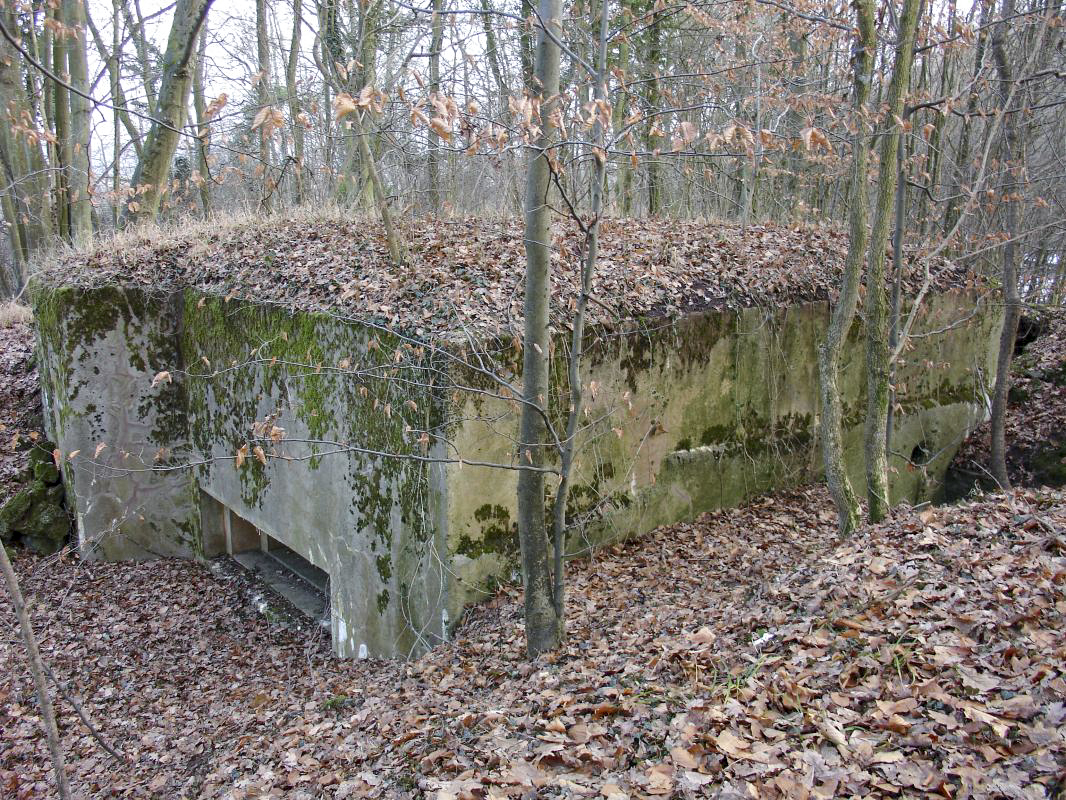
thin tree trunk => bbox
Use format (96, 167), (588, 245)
(643, 2), (662, 216)
(192, 23), (211, 216)
(427, 0), (443, 211)
(85, 0), (144, 161)
(126, 0), (158, 112)
(819, 0), (874, 536)
(478, 0), (522, 212)
(611, 0), (633, 215)
(52, 6), (71, 242)
(863, 0), (922, 522)
(886, 119), (907, 452)
(0, 545), (71, 799)
(945, 0), (992, 234)
(551, 0), (609, 619)
(287, 0), (305, 205)
(518, 0), (564, 657)
(64, 0), (92, 243)
(256, 0), (273, 212)
(123, 0), (213, 225)
(989, 0), (1020, 488)
(351, 111), (407, 267)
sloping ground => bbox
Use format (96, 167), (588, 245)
(1, 486), (1063, 799)
(35, 215), (977, 337)
(0, 319), (43, 505)
(949, 311), (1066, 493)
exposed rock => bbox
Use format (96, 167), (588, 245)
(0, 442), (69, 555)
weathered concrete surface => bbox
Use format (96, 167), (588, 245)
(33, 281), (1000, 658)
(442, 291), (1001, 616)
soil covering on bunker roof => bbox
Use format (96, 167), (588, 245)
(36, 214), (980, 337)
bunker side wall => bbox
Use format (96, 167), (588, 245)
(33, 284), (448, 659)
(442, 289), (1001, 618)
(33, 285), (200, 560)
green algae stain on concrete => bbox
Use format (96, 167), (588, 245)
(32, 273), (1000, 659)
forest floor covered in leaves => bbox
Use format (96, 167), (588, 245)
(1, 490), (1064, 799)
(1, 315), (1065, 799)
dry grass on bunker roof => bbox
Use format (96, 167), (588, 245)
(38, 211), (977, 337)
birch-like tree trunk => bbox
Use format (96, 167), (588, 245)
(862, 0), (922, 522)
(518, 0), (565, 657)
(818, 0), (875, 535)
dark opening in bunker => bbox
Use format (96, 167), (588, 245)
(200, 489), (330, 626)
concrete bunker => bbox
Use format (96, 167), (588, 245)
(30, 218), (1004, 659)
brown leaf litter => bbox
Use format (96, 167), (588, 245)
(2, 485), (1063, 798)
(37, 216), (979, 339)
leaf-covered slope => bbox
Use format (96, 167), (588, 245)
(37, 216), (978, 337)
(2, 486), (1063, 798)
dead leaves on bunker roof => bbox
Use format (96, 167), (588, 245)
(44, 216), (977, 338)
(2, 484), (1065, 798)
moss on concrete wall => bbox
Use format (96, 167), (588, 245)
(33, 279), (999, 657)
(443, 290), (1001, 610)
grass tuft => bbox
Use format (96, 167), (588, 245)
(0, 301), (32, 328)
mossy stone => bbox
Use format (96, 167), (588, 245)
(0, 483), (39, 536)
(22, 503), (70, 554)
(33, 461), (61, 485)
(0, 479), (69, 553)
(1032, 441), (1066, 486)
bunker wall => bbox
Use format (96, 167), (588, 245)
(34, 285), (448, 659)
(443, 289), (1001, 615)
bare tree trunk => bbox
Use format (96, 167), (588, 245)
(478, 0), (522, 212)
(886, 119), (907, 452)
(989, 0), (1020, 488)
(518, 0), (564, 658)
(611, 0), (633, 215)
(52, 5), (71, 242)
(427, 0), (444, 212)
(125, 0), (158, 111)
(0, 7), (30, 283)
(819, 0), (874, 536)
(123, 0), (213, 225)
(550, 0), (609, 619)
(192, 23), (212, 216)
(643, 2), (662, 216)
(863, 0), (922, 522)
(944, 0), (992, 235)
(85, 0), (144, 163)
(351, 111), (407, 267)
(256, 0), (273, 212)
(64, 0), (92, 242)
(287, 0), (305, 205)
(0, 545), (71, 799)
